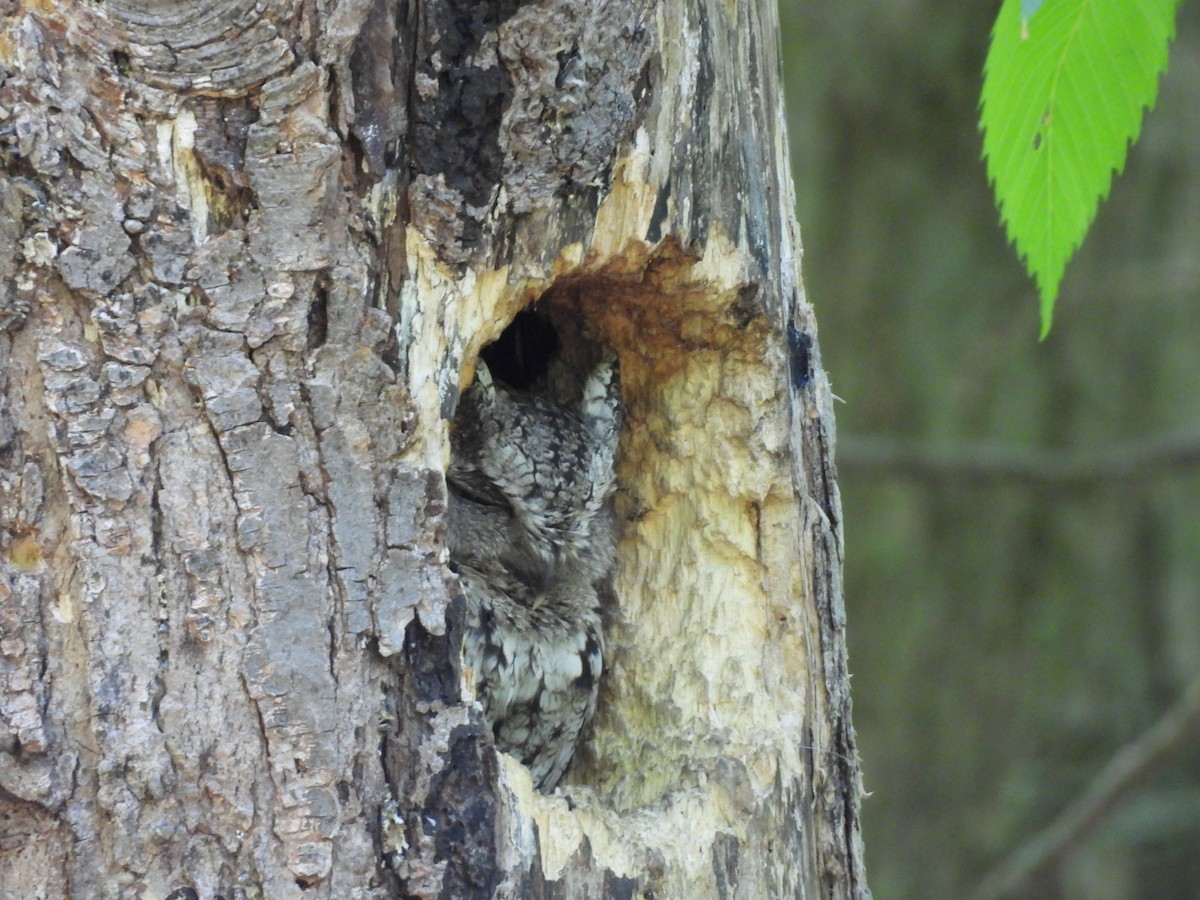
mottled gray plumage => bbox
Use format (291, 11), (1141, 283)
(448, 358), (621, 791)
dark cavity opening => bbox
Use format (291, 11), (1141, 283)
(479, 307), (560, 390)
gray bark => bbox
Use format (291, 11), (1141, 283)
(0, 0), (866, 896)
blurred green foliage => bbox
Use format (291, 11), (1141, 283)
(780, 2), (1200, 897)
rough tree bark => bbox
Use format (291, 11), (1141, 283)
(0, 0), (866, 896)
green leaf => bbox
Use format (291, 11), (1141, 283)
(981, 0), (1176, 336)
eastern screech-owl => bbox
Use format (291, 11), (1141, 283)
(447, 356), (621, 791)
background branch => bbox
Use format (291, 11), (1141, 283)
(971, 670), (1200, 900)
(837, 430), (1200, 488)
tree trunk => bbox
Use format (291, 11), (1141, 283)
(0, 0), (866, 896)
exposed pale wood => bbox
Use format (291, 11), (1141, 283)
(0, 0), (866, 896)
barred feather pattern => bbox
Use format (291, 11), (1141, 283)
(447, 358), (621, 791)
